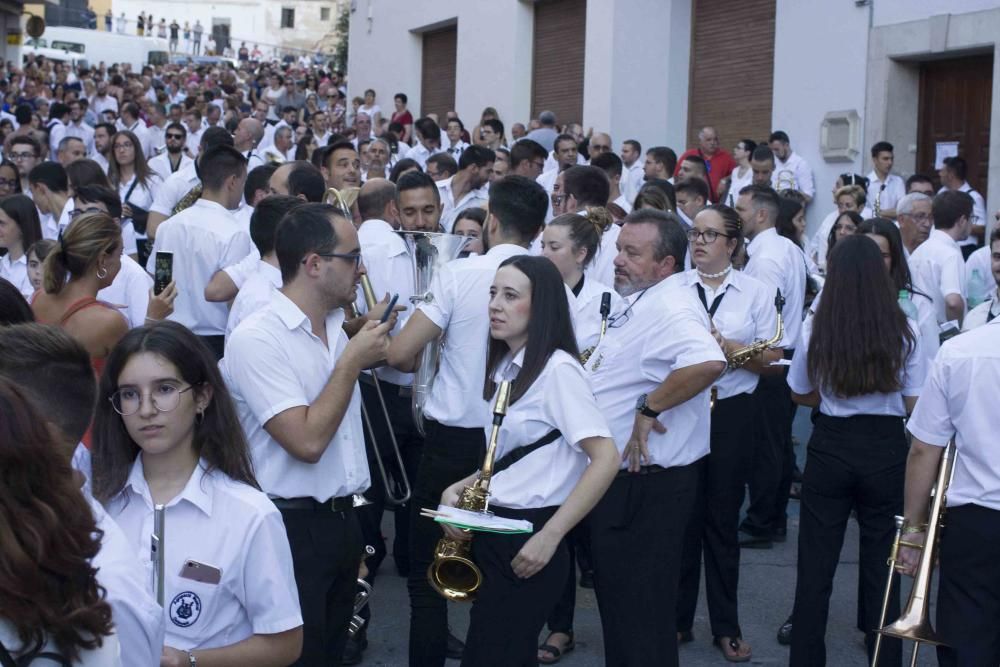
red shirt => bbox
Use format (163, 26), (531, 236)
(674, 148), (736, 200)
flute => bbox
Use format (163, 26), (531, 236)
(151, 504), (166, 606)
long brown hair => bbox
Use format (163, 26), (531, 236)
(808, 235), (915, 397)
(91, 321), (258, 503)
(107, 129), (155, 190)
(0, 378), (114, 660)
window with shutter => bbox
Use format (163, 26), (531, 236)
(421, 26), (457, 121)
(531, 0), (586, 126)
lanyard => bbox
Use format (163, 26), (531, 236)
(695, 283), (727, 318)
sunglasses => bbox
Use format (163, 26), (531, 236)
(166, 133), (185, 140)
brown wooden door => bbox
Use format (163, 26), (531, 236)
(421, 26), (457, 120)
(531, 0), (586, 125)
(687, 0), (775, 149)
(917, 54), (993, 194)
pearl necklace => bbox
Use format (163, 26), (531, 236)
(697, 264), (732, 280)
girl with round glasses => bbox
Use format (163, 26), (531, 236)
(92, 321), (303, 667)
(674, 205), (782, 662)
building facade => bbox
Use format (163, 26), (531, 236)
(349, 0), (1000, 234)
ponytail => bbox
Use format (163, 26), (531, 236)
(549, 209), (607, 268)
(42, 237), (72, 294)
(42, 212), (121, 294)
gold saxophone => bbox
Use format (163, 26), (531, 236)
(580, 292), (612, 364)
(725, 289), (785, 369)
(171, 183), (202, 215)
(427, 381), (512, 602)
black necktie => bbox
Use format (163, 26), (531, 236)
(695, 283), (727, 317)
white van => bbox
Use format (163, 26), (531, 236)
(27, 27), (169, 70)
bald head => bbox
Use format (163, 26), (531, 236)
(358, 178), (398, 226)
(589, 132), (613, 158)
(235, 117), (265, 151)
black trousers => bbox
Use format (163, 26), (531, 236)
(356, 379), (423, 581)
(677, 392), (755, 638)
(591, 460), (702, 667)
(936, 503), (1000, 667)
(545, 517), (591, 634)
(742, 369), (794, 537)
(462, 506), (568, 667)
(408, 420), (485, 667)
(196, 334), (225, 362)
(279, 504), (363, 667)
(790, 414), (906, 667)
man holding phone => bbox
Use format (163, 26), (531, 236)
(146, 145), (250, 359)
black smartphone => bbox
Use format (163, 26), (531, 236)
(154, 252), (173, 295)
(379, 294), (399, 324)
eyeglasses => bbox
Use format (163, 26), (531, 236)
(307, 251), (362, 269)
(113, 143), (134, 151)
(608, 287), (649, 329)
(69, 207), (105, 219)
(109, 383), (196, 416)
(166, 133), (185, 140)
(0, 178), (17, 188)
(905, 212), (932, 223)
(7, 152), (36, 161)
(686, 229), (729, 244)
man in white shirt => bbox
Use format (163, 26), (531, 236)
(734, 185), (806, 548)
(0, 324), (165, 667)
(65, 99), (95, 156)
(437, 145), (493, 233)
(938, 156), (987, 258)
(866, 141), (906, 219)
(591, 152), (632, 217)
(320, 140), (362, 192)
(643, 146), (677, 183)
(386, 175), (549, 666)
(90, 80), (119, 117)
(147, 122), (193, 182)
(46, 102), (70, 162)
(55, 136), (87, 167)
(538, 134), (582, 221)
(90, 122), (114, 173)
(962, 228), (1000, 331)
(510, 139), (548, 181)
(223, 202), (394, 667)
(351, 112), (377, 151)
(182, 108), (205, 158)
(404, 117), (443, 169)
(146, 145), (250, 359)
(768, 130), (815, 203)
(553, 165), (621, 287)
(896, 192), (934, 257)
(675, 177), (709, 229)
(445, 117), (469, 159)
(901, 315), (1000, 665)
(233, 117), (266, 172)
(620, 139), (644, 204)
(262, 126), (293, 164)
(585, 209), (726, 666)
(910, 190), (973, 327)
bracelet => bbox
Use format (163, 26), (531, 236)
(144, 317), (161, 323)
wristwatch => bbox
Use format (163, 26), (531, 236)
(635, 393), (661, 419)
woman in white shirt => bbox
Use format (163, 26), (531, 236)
(0, 194), (43, 299)
(786, 235), (926, 667)
(0, 378), (119, 666)
(723, 139), (756, 207)
(91, 321), (303, 667)
(675, 206), (782, 662)
(108, 130), (161, 264)
(439, 256), (619, 666)
(357, 89), (382, 131)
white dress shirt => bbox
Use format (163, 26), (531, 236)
(121, 120), (153, 159)
(613, 193), (632, 215)
(91, 93), (119, 116)
(226, 260), (281, 342)
(150, 161), (199, 218)
(939, 183), (987, 249)
(119, 173), (161, 240)
(437, 176), (488, 234)
(487, 348), (612, 509)
(418, 243), (529, 428)
(866, 171), (906, 214)
(356, 219), (415, 387)
(404, 142), (440, 170)
(788, 317), (925, 417)
(725, 166), (753, 207)
(86, 494), (165, 667)
(0, 252), (32, 299)
(542, 150), (586, 174)
(571, 275), (623, 353)
(223, 291), (371, 501)
(47, 118), (67, 162)
(107, 457), (302, 651)
(678, 268), (778, 399)
(624, 160), (644, 205)
(92, 151), (110, 174)
(185, 127), (204, 158)
(909, 289), (940, 363)
(98, 255), (152, 329)
(536, 168), (559, 222)
(906, 317), (1000, 511)
(146, 199), (251, 336)
(771, 151), (815, 199)
(910, 228), (967, 324)
(585, 278), (726, 469)
(447, 140), (469, 159)
(148, 151), (193, 183)
(961, 292), (1000, 331)
(744, 227), (807, 349)
(584, 222), (621, 288)
(964, 244), (996, 308)
(0, 619), (120, 666)
(65, 119), (96, 155)
(222, 247), (263, 290)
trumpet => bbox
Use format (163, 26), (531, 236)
(726, 289), (784, 369)
(872, 442), (956, 666)
(580, 292), (612, 364)
(355, 274), (412, 506)
(427, 381), (512, 602)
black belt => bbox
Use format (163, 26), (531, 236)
(616, 464), (668, 478)
(271, 495), (354, 512)
(359, 373), (413, 397)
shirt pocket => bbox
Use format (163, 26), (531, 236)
(165, 571), (226, 646)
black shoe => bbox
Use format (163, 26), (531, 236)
(773, 525), (788, 542)
(776, 617), (793, 645)
(578, 570), (595, 589)
(341, 634), (367, 665)
(446, 630), (464, 660)
(738, 530), (773, 549)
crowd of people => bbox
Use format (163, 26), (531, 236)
(0, 51), (997, 667)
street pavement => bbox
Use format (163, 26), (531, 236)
(357, 408), (937, 666)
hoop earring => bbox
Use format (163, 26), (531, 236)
(97, 266), (108, 279)
(196, 409), (205, 425)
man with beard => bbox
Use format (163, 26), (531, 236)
(437, 145), (494, 233)
(147, 122), (193, 182)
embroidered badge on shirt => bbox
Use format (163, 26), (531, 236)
(170, 591), (203, 628)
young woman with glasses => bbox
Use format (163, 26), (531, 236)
(91, 321), (304, 667)
(671, 205), (781, 662)
(108, 130), (161, 262)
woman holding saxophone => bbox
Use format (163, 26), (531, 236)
(438, 255), (619, 666)
(787, 235), (927, 667)
(673, 205), (781, 662)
